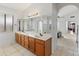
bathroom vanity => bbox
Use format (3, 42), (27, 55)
(15, 32), (52, 56)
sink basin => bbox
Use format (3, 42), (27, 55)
(35, 35), (41, 38)
(25, 31), (43, 38)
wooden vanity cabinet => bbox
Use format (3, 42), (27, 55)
(24, 36), (29, 49)
(29, 37), (35, 53)
(15, 33), (19, 43)
(15, 32), (52, 56)
(19, 34), (22, 45)
(15, 33), (21, 44)
(35, 38), (52, 56)
(45, 38), (52, 56)
(21, 35), (25, 47)
(35, 39), (45, 56)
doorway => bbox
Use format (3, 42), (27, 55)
(68, 21), (75, 34)
(56, 5), (79, 56)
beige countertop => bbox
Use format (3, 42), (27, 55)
(16, 31), (52, 41)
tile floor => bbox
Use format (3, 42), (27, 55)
(0, 43), (36, 56)
(0, 33), (77, 56)
(55, 36), (77, 56)
(0, 38), (76, 56)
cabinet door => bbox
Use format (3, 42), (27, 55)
(19, 34), (22, 45)
(29, 37), (35, 52)
(15, 33), (19, 43)
(45, 38), (52, 56)
(25, 36), (29, 49)
(35, 39), (45, 56)
(35, 43), (45, 56)
(21, 35), (25, 47)
(15, 33), (18, 42)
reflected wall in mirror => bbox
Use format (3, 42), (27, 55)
(0, 14), (14, 32)
(68, 21), (76, 34)
(38, 20), (43, 33)
(6, 15), (13, 32)
(0, 14), (4, 32)
(17, 16), (52, 34)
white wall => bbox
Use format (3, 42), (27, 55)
(21, 3), (53, 18)
(0, 4), (54, 47)
(0, 4), (58, 54)
(57, 11), (79, 34)
(57, 18), (67, 33)
(51, 4), (58, 54)
(57, 4), (79, 55)
(0, 5), (20, 47)
(21, 3), (58, 54)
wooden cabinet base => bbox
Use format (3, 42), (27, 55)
(35, 42), (45, 56)
(24, 36), (29, 49)
(35, 38), (52, 56)
(15, 32), (52, 56)
(45, 38), (52, 56)
(29, 37), (35, 53)
(21, 35), (25, 47)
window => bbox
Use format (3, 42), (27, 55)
(38, 21), (43, 33)
(0, 14), (4, 32)
(6, 15), (13, 32)
(0, 14), (14, 32)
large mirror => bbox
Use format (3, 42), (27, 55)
(17, 16), (52, 34)
(0, 14), (14, 32)
(6, 15), (13, 32)
(0, 14), (4, 32)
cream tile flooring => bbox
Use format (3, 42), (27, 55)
(0, 39), (75, 56)
(0, 43), (35, 56)
(54, 36), (76, 56)
(0, 33), (77, 56)
(0, 38), (76, 56)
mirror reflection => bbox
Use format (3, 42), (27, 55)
(17, 16), (52, 35)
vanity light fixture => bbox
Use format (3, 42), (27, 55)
(28, 8), (39, 17)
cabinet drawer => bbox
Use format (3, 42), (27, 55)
(35, 43), (45, 56)
(25, 36), (29, 48)
(15, 33), (18, 43)
(45, 38), (52, 56)
(35, 39), (44, 45)
(29, 37), (35, 52)
(21, 35), (25, 47)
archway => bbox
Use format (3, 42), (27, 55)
(56, 5), (79, 56)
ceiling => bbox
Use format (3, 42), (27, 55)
(0, 3), (31, 12)
(57, 4), (79, 17)
(0, 3), (79, 16)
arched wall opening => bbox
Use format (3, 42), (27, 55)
(56, 5), (79, 55)
(57, 5), (79, 34)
